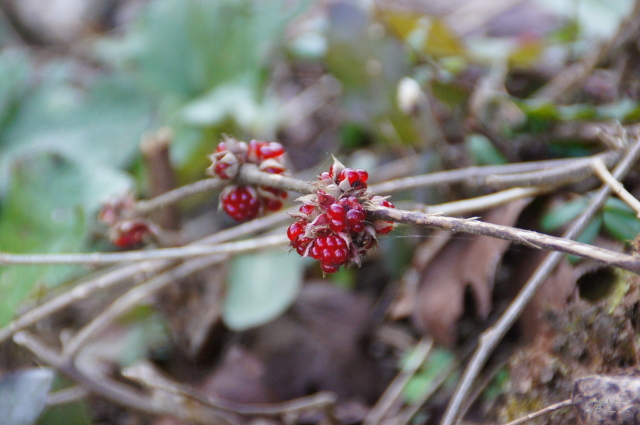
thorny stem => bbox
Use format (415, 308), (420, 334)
(439, 134), (640, 425)
(370, 206), (640, 274)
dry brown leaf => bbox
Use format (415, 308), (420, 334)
(516, 250), (576, 342)
(412, 199), (530, 346)
(251, 282), (380, 403)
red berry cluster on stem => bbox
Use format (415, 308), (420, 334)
(207, 135), (288, 221)
(287, 158), (396, 274)
(98, 194), (155, 248)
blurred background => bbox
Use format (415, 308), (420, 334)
(1, 0), (639, 424)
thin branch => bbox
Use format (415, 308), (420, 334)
(134, 178), (225, 216)
(122, 361), (339, 417)
(371, 206), (640, 274)
(13, 331), (238, 425)
(593, 158), (640, 218)
(0, 209), (297, 344)
(0, 260), (175, 344)
(132, 151), (616, 219)
(484, 151), (618, 189)
(423, 187), (544, 216)
(370, 152), (617, 194)
(46, 386), (88, 406)
(0, 234), (287, 265)
(502, 399), (573, 425)
(439, 133), (640, 425)
(364, 338), (433, 425)
(531, 0), (640, 102)
(61, 255), (226, 361)
(13, 331), (158, 414)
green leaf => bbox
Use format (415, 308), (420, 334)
(404, 348), (454, 403)
(223, 249), (303, 331)
(603, 198), (640, 242)
(0, 73), (151, 184)
(464, 134), (507, 165)
(0, 368), (55, 425)
(0, 152), (132, 326)
(540, 197), (588, 232)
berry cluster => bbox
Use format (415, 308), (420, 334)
(287, 159), (395, 274)
(98, 194), (154, 248)
(207, 136), (288, 221)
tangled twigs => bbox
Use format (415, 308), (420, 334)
(61, 255), (227, 361)
(439, 133), (640, 425)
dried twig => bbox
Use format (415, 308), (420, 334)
(0, 234), (287, 265)
(439, 134), (640, 425)
(593, 158), (640, 217)
(502, 399), (573, 425)
(123, 361), (339, 418)
(13, 331), (238, 425)
(531, 0), (640, 102)
(364, 338), (433, 425)
(61, 255), (226, 361)
(371, 207), (640, 274)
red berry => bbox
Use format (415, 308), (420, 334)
(113, 221), (150, 248)
(299, 204), (315, 216)
(339, 168), (359, 185)
(376, 224), (394, 235)
(321, 263), (339, 274)
(313, 235), (348, 266)
(327, 204), (345, 220)
(287, 222), (305, 241)
(259, 142), (285, 159)
(346, 209), (366, 232)
(263, 199), (283, 211)
(355, 169), (368, 183)
(221, 185), (261, 221)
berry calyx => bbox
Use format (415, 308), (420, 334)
(221, 185), (261, 221)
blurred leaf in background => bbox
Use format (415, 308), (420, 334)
(96, 0), (308, 181)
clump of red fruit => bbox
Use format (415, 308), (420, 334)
(99, 194), (155, 249)
(287, 158), (395, 274)
(207, 135), (289, 221)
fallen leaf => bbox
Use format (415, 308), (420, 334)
(412, 199), (530, 346)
